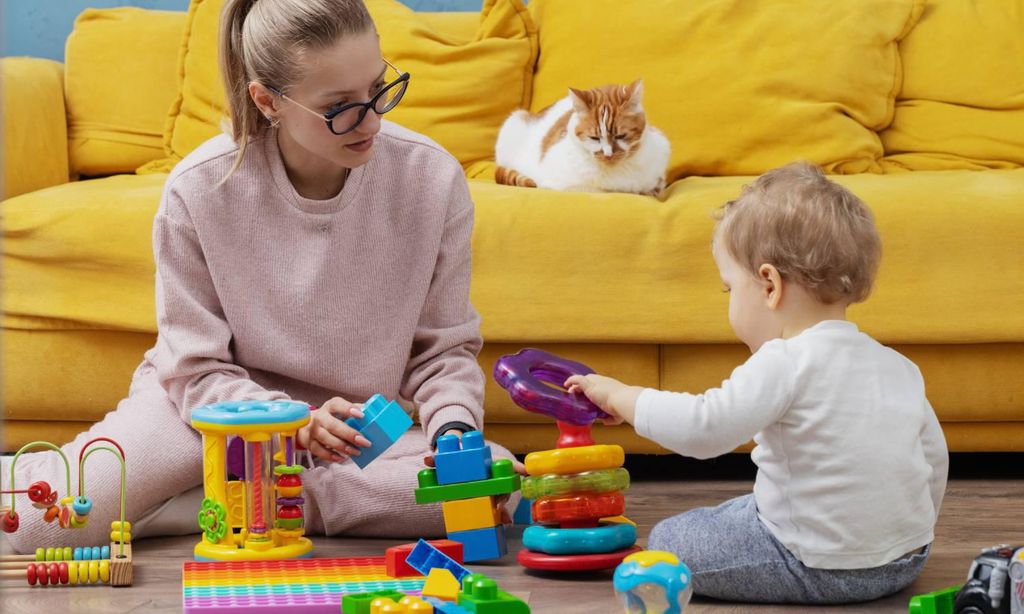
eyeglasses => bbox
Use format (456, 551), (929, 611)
(268, 59), (409, 136)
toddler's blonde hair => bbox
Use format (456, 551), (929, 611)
(714, 161), (882, 305)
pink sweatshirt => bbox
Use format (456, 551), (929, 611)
(151, 120), (484, 441)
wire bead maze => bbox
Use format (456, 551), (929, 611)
(1, 437), (134, 586)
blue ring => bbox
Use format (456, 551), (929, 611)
(523, 522), (636, 555)
(191, 401), (310, 426)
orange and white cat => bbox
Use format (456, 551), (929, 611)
(495, 80), (670, 196)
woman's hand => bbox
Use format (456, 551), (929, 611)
(297, 397), (372, 462)
(564, 374), (644, 426)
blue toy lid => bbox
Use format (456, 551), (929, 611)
(191, 400), (311, 425)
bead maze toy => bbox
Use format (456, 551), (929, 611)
(0, 437), (133, 586)
(494, 348), (641, 571)
(414, 431), (519, 562)
(613, 551), (693, 614)
(190, 400), (313, 561)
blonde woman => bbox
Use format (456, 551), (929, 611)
(2, 0), (512, 551)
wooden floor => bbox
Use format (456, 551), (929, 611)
(2, 455), (1021, 613)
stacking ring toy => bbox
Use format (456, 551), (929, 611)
(493, 349), (610, 425)
(522, 468), (631, 499)
(518, 545), (643, 572)
(524, 522), (637, 555)
(533, 491), (625, 525)
(524, 444), (624, 476)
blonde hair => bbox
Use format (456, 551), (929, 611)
(714, 161), (882, 305)
(219, 0), (374, 179)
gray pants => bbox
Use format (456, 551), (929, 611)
(648, 494), (930, 604)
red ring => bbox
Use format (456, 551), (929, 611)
(517, 545), (643, 571)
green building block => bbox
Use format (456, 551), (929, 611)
(456, 573), (530, 613)
(908, 586), (960, 614)
(415, 459), (521, 504)
(342, 589), (407, 614)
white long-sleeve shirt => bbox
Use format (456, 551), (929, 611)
(635, 320), (948, 569)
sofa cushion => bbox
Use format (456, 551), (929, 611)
(160, 0), (536, 168)
(5, 170), (1024, 345)
(467, 170), (1024, 345)
(880, 0), (1024, 171)
(65, 8), (186, 177)
(528, 0), (923, 181)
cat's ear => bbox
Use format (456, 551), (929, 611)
(626, 80), (644, 110)
(568, 87), (591, 113)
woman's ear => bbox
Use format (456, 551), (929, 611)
(758, 263), (783, 310)
(248, 81), (279, 119)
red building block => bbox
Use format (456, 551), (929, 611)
(385, 539), (464, 578)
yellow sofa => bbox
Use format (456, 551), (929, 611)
(4, 0), (1024, 454)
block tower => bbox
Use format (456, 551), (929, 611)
(414, 431), (520, 562)
(494, 348), (642, 571)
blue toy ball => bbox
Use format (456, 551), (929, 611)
(613, 550), (693, 613)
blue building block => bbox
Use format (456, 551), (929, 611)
(344, 394), (413, 469)
(424, 597), (472, 613)
(405, 538), (472, 584)
(435, 430), (492, 485)
(447, 525), (507, 562)
(512, 496), (532, 525)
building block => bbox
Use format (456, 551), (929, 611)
(425, 597), (472, 613)
(447, 525), (507, 562)
(386, 540), (464, 578)
(422, 568), (461, 601)
(364, 595), (435, 613)
(442, 496), (501, 533)
(344, 394), (413, 469)
(182, 558), (426, 614)
(342, 590), (407, 614)
(434, 431), (493, 485)
(512, 497), (532, 525)
(457, 573), (530, 613)
(907, 586), (960, 614)
(405, 539), (471, 584)
(415, 460), (520, 505)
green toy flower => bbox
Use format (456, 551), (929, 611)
(197, 498), (228, 543)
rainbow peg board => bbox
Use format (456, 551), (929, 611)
(183, 557), (425, 613)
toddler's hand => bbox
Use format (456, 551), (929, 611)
(564, 374), (642, 425)
(297, 397), (372, 462)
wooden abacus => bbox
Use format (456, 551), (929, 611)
(0, 438), (133, 586)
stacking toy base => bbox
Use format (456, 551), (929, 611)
(517, 545), (643, 571)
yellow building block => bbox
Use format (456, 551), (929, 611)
(524, 444), (625, 476)
(441, 495), (500, 533)
(422, 567), (461, 602)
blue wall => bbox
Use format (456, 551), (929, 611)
(1, 0), (484, 61)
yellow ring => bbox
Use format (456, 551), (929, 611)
(524, 445), (625, 476)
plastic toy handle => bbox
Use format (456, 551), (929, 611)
(493, 349), (611, 426)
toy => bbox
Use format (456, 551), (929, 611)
(613, 551), (693, 614)
(387, 539), (464, 578)
(183, 557), (426, 613)
(493, 348), (610, 425)
(405, 538), (472, 583)
(414, 432), (515, 561)
(190, 400), (313, 561)
(0, 438), (133, 586)
(908, 545), (1024, 614)
(457, 573), (530, 613)
(422, 568), (461, 601)
(494, 349), (638, 572)
(344, 394), (413, 469)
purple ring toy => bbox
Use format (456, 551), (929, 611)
(493, 348), (610, 426)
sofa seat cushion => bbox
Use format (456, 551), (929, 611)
(467, 169), (1024, 344)
(5, 170), (1024, 345)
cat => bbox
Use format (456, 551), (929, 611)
(495, 80), (670, 196)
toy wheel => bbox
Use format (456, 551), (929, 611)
(197, 498), (228, 543)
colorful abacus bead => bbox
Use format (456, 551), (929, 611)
(1, 508), (18, 533)
(72, 496), (93, 517)
(110, 520), (132, 543)
(43, 505), (61, 523)
(27, 481), (53, 507)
